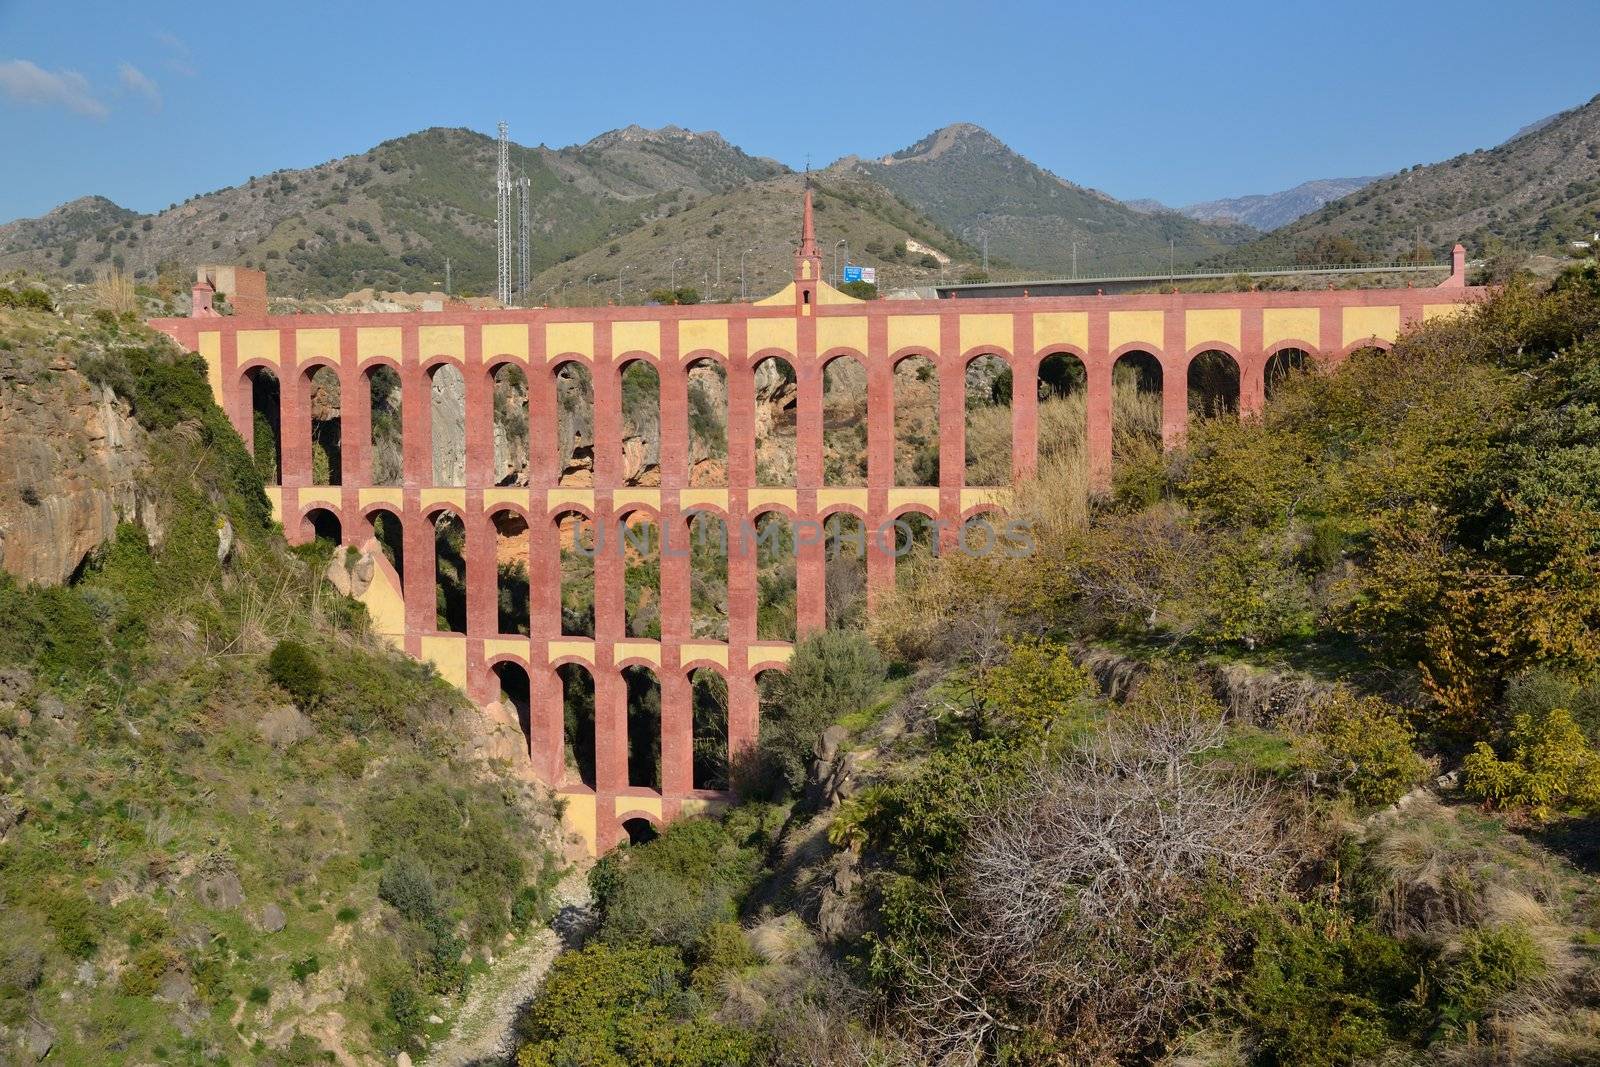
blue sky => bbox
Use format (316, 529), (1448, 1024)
(2, 0), (1598, 223)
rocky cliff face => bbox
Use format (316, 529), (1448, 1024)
(0, 340), (155, 586)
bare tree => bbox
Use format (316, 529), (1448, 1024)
(897, 678), (1299, 1062)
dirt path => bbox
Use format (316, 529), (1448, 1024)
(425, 873), (595, 1067)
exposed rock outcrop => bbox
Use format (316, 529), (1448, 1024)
(0, 353), (154, 586)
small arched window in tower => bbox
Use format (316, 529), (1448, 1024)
(802, 288), (811, 305)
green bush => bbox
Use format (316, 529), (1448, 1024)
(513, 943), (755, 1067)
(1312, 688), (1427, 808)
(589, 819), (759, 953)
(1462, 707), (1600, 820)
(756, 630), (884, 796)
(267, 639), (324, 708)
(1439, 923), (1547, 1024)
(45, 892), (100, 959)
(378, 855), (440, 924)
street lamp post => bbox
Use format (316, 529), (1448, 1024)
(739, 248), (754, 302)
(670, 256), (686, 293)
(616, 264), (630, 303)
(834, 239), (847, 285)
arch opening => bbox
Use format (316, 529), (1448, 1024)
(1034, 351), (1090, 514)
(554, 361), (594, 486)
(824, 512), (867, 629)
(366, 364), (403, 486)
(894, 355), (940, 487)
(753, 355), (797, 486)
(892, 512), (938, 591)
(1112, 350), (1163, 462)
(306, 366), (342, 486)
(622, 511), (661, 639)
(690, 668), (729, 791)
(1265, 348), (1309, 400)
(964, 353), (1012, 486)
(493, 510), (530, 636)
(621, 817), (659, 846)
(688, 511), (728, 641)
(429, 362), (466, 487)
(822, 356), (868, 486)
(492, 661), (531, 759)
(556, 510), (595, 638)
(305, 507), (341, 547)
(752, 512), (795, 643)
(622, 665), (662, 792)
(559, 663), (596, 789)
(433, 511), (467, 633)
(370, 508), (404, 585)
(1187, 350), (1241, 418)
(246, 367), (281, 485)
(620, 360), (660, 486)
(492, 363), (530, 487)
(686, 358), (728, 488)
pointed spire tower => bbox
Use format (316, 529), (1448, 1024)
(793, 170), (823, 311)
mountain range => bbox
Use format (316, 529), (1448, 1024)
(3, 92), (1599, 301)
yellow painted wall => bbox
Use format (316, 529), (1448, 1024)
(359, 546), (407, 639)
(547, 322), (594, 360)
(356, 326), (402, 361)
(562, 793), (598, 855)
(747, 318), (796, 356)
(959, 313), (1014, 356)
(1262, 308), (1319, 347)
(817, 487), (869, 513)
(419, 324), (464, 360)
(612, 320), (660, 358)
(198, 332), (222, 403)
(817, 316), (868, 354)
(1423, 303), (1469, 322)
(681, 642), (729, 668)
(295, 328), (339, 364)
(1342, 306), (1401, 347)
(1108, 310), (1164, 352)
(237, 329), (280, 365)
(679, 319), (729, 356)
(888, 315), (940, 355)
(419, 636), (468, 689)
(1032, 311), (1088, 352)
(482, 323), (529, 358)
(614, 641), (661, 666)
(748, 487), (798, 512)
(1185, 309), (1241, 351)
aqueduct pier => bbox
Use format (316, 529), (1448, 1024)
(150, 194), (1483, 851)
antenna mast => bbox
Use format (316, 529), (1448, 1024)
(495, 121), (512, 306)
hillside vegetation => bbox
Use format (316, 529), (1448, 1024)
(509, 264), (1600, 1065)
(1221, 93), (1600, 266)
(0, 287), (562, 1064)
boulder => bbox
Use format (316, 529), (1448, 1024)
(195, 871), (245, 910)
(24, 1019), (54, 1062)
(257, 903), (287, 933)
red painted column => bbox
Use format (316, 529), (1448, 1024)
(340, 326), (372, 486)
(1318, 305), (1342, 368)
(529, 334), (558, 488)
(532, 663), (564, 783)
(403, 496), (435, 634)
(658, 329), (688, 489)
(400, 328), (431, 489)
(1011, 313), (1039, 483)
(466, 496), (495, 637)
(464, 332), (493, 487)
(591, 337), (620, 487)
(658, 664), (692, 797)
(794, 353), (825, 635)
(280, 335), (311, 488)
(221, 331), (249, 451)
(593, 660), (627, 794)
(1162, 310), (1187, 449)
(660, 501), (691, 646)
(1239, 308), (1265, 418)
(1086, 311), (1113, 494)
(727, 667), (759, 777)
(865, 317), (895, 608)
(937, 317), (964, 553)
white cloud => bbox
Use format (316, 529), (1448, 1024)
(0, 59), (108, 119)
(154, 32), (197, 78)
(118, 62), (161, 108)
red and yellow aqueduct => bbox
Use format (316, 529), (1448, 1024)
(151, 194), (1483, 851)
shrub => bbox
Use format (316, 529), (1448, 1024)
(378, 855), (440, 924)
(289, 954), (321, 983)
(1462, 707), (1600, 820)
(589, 819), (759, 953)
(1312, 688), (1427, 808)
(1439, 923), (1548, 1023)
(266, 639), (324, 708)
(45, 892), (99, 959)
(757, 630), (884, 795)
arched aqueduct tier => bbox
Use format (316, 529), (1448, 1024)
(149, 194), (1483, 852)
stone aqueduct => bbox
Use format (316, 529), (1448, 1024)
(151, 194), (1482, 851)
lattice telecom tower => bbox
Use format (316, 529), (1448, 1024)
(517, 170), (531, 302)
(495, 121), (512, 307)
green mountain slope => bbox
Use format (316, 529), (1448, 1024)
(854, 123), (1258, 276)
(0, 126), (784, 299)
(1224, 93), (1600, 265)
(528, 169), (984, 305)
